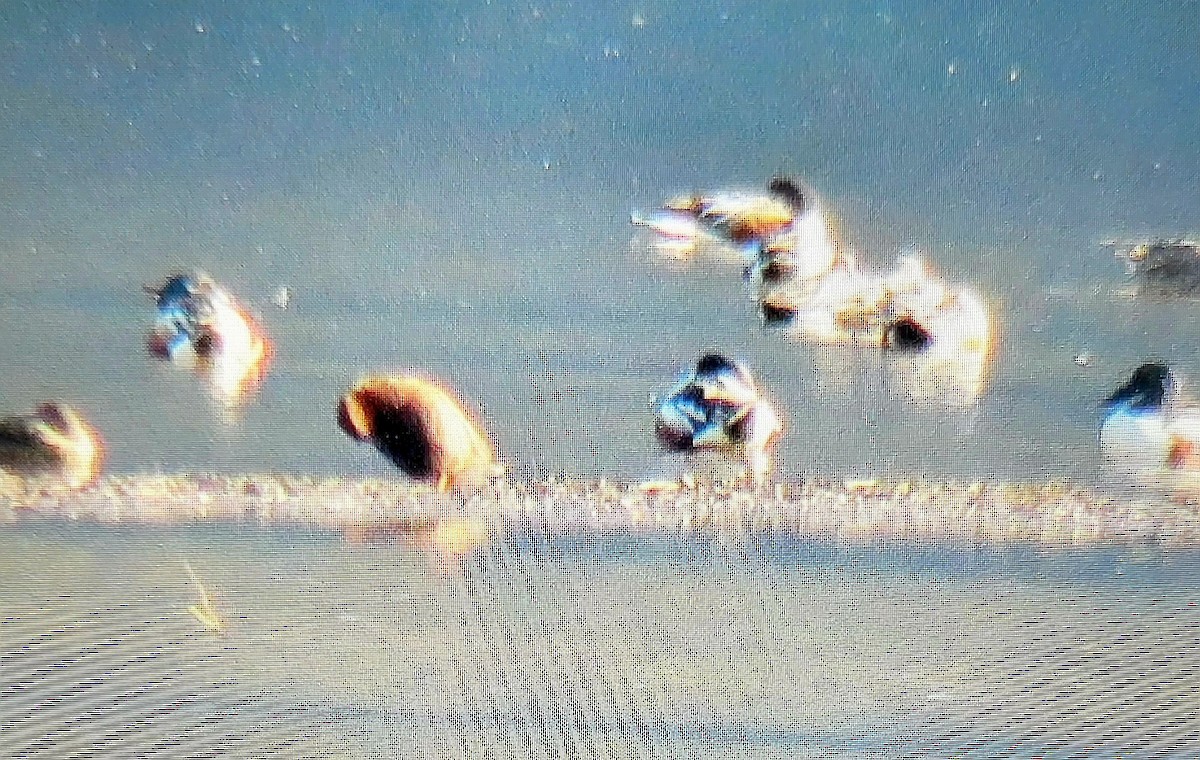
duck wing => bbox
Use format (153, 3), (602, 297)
(0, 417), (57, 473)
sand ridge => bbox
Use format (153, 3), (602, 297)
(3, 473), (1199, 548)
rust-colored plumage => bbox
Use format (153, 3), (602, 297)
(338, 375), (500, 493)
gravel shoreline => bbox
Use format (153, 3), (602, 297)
(4, 472), (1200, 548)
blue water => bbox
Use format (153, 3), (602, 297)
(1, 0), (1198, 485)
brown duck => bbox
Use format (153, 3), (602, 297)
(338, 375), (501, 493)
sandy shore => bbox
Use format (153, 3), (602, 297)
(4, 472), (1200, 548)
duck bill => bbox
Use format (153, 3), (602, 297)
(632, 209), (703, 241)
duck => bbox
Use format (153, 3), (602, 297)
(634, 176), (842, 277)
(1100, 363), (1200, 472)
(338, 374), (504, 493)
(758, 255), (994, 404)
(146, 273), (213, 361)
(654, 353), (784, 485)
(761, 255), (992, 352)
(1106, 238), (1200, 296)
(146, 272), (273, 407)
(0, 402), (104, 489)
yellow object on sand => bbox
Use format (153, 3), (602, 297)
(184, 561), (225, 634)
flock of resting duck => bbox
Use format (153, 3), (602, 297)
(0, 176), (1196, 496)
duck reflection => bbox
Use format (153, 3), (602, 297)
(341, 516), (491, 562)
(883, 342), (991, 407)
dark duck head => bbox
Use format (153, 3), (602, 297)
(693, 353), (759, 407)
(1106, 363), (1174, 412)
(146, 273), (211, 359)
(767, 176), (807, 215)
(654, 354), (783, 483)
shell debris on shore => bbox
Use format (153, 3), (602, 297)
(3, 473), (1200, 548)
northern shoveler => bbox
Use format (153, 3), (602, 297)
(634, 176), (842, 278)
(146, 272), (272, 407)
(1101, 363), (1200, 473)
(762, 255), (992, 350)
(654, 353), (783, 485)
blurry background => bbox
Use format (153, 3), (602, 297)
(1, 0), (1198, 485)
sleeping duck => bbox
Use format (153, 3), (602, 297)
(761, 255), (992, 352)
(759, 255), (993, 404)
(0, 402), (104, 489)
(147, 272), (273, 407)
(147, 273), (212, 360)
(633, 176), (843, 278)
(338, 374), (504, 494)
(1100, 363), (1200, 473)
(654, 353), (784, 485)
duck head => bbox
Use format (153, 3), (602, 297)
(146, 273), (210, 360)
(150, 274), (200, 309)
(768, 176), (807, 215)
(147, 273), (272, 408)
(693, 353), (759, 406)
(882, 317), (933, 352)
(1106, 363), (1174, 411)
(760, 300), (799, 328)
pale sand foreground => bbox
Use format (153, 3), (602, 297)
(3, 473), (1200, 547)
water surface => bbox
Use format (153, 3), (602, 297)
(2, 1), (1199, 485)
